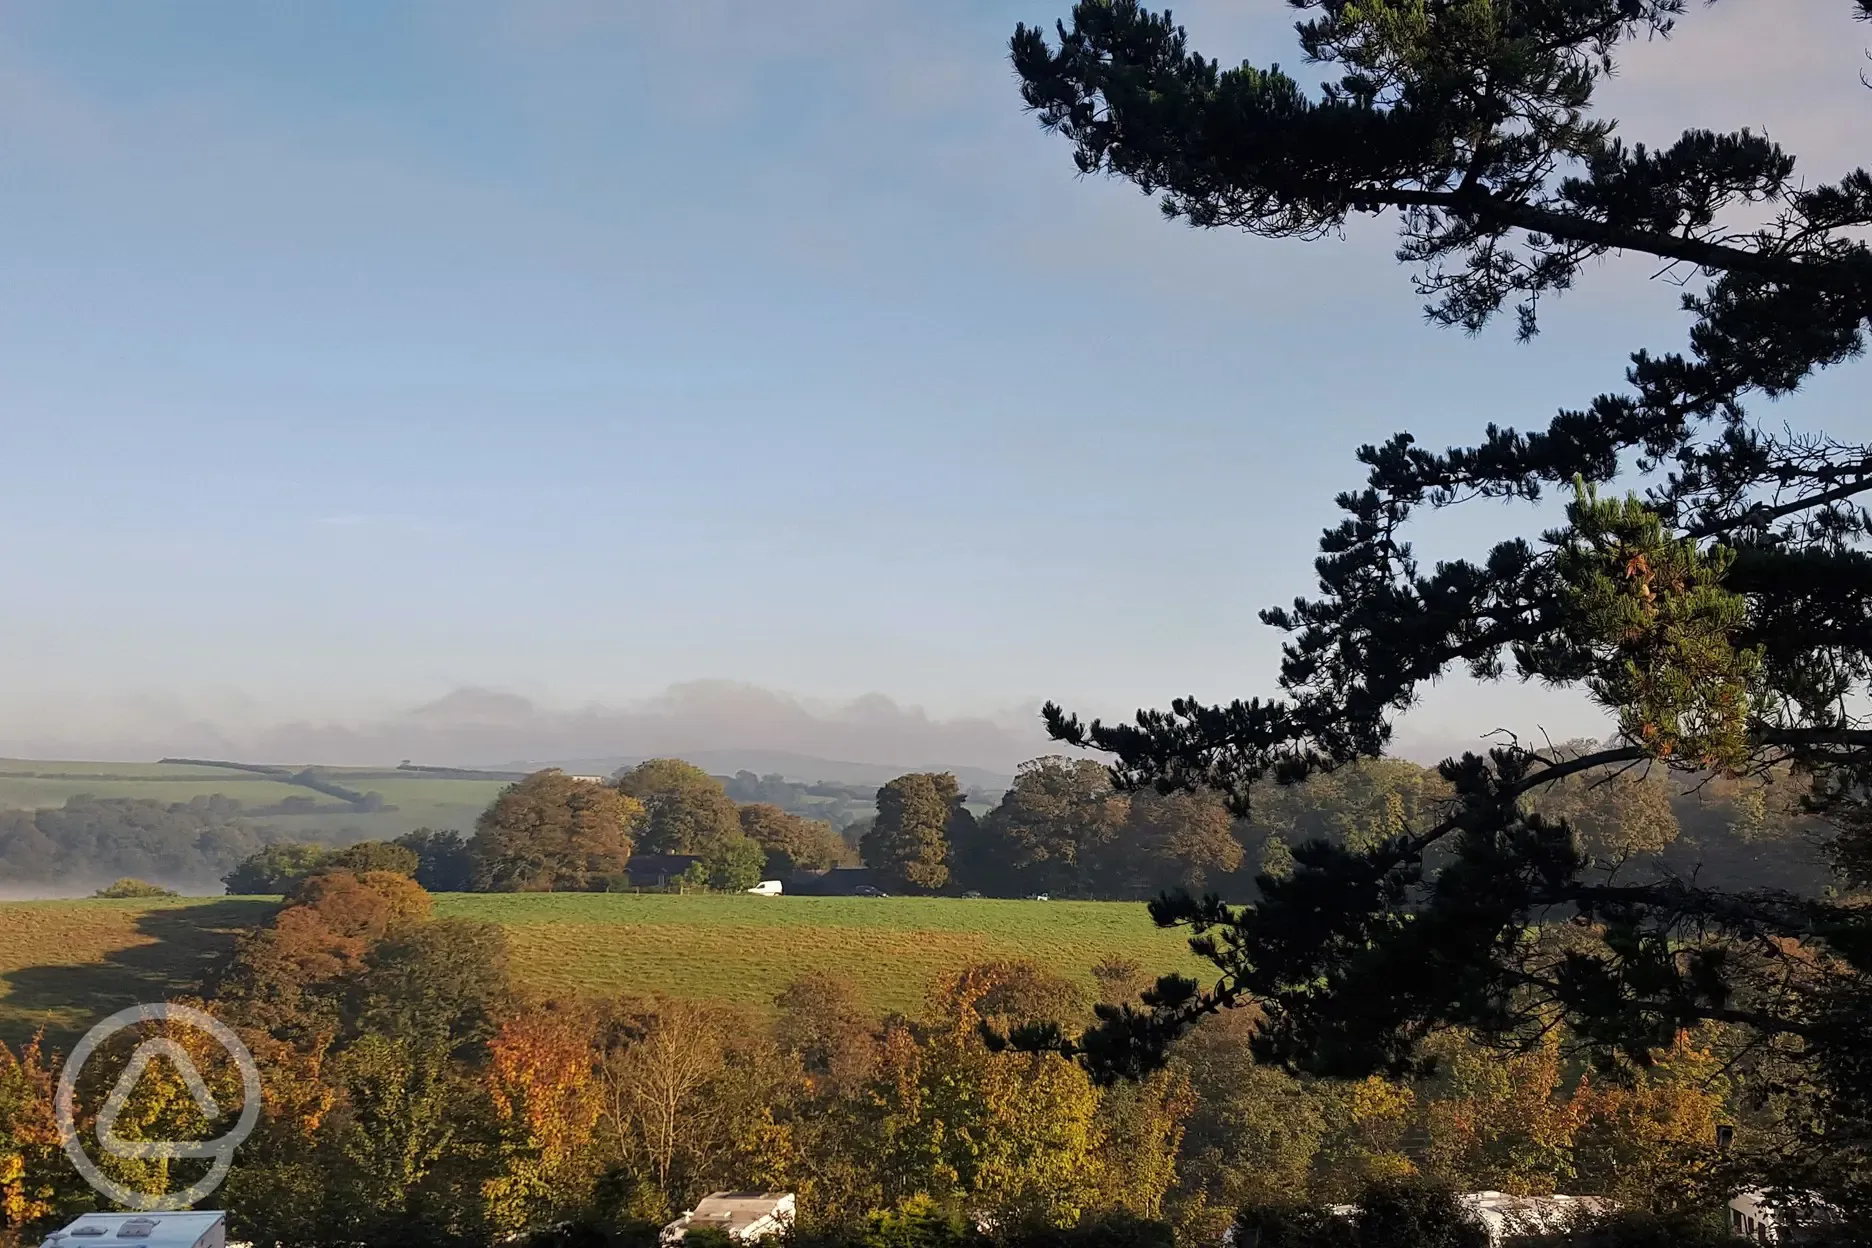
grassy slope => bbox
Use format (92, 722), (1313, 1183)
(0, 760), (508, 841)
(0, 761), (254, 778)
(264, 775), (507, 838)
(0, 894), (1205, 1047)
(0, 898), (277, 1044)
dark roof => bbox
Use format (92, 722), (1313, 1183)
(788, 866), (877, 895)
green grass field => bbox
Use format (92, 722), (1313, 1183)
(0, 894), (1207, 1047)
(0, 759), (509, 840)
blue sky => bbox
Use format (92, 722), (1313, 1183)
(0, 1), (1865, 764)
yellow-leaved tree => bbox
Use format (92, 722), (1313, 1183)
(482, 1004), (603, 1235)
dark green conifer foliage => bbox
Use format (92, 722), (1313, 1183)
(1009, 0), (1872, 1227)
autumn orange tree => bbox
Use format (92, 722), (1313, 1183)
(1, 927), (1757, 1247)
(738, 805), (854, 877)
(470, 770), (643, 892)
(1568, 1031), (1733, 1211)
(196, 866), (515, 1247)
(0, 1037), (77, 1239)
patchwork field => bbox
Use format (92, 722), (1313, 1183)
(0, 894), (1208, 1047)
(0, 759), (509, 840)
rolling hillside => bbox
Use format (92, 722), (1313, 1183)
(0, 759), (511, 841)
(0, 755), (1007, 846)
(0, 893), (1206, 1046)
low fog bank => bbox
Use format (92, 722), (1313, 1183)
(0, 679), (1590, 781)
(0, 681), (1053, 777)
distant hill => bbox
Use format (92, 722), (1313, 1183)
(484, 749), (1014, 794)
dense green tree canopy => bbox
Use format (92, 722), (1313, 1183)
(224, 841), (334, 895)
(962, 759), (1244, 899)
(1011, 0), (1872, 1227)
(615, 759), (744, 855)
(862, 773), (971, 893)
(395, 828), (478, 893)
(91, 878), (177, 899)
(700, 833), (768, 892)
(976, 758), (1131, 897)
(345, 917), (513, 1059)
(1122, 790), (1243, 898)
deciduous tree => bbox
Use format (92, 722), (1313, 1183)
(396, 828), (478, 893)
(483, 1004), (603, 1234)
(972, 758), (1130, 897)
(738, 804), (854, 876)
(347, 918), (513, 1059)
(320, 1032), (486, 1245)
(862, 774), (969, 894)
(1167, 1010), (1323, 1237)
(1568, 1030), (1732, 1212)
(701, 835), (767, 893)
(1414, 1032), (1585, 1197)
(471, 770), (642, 893)
(596, 999), (796, 1219)
(0, 1036), (72, 1235)
(867, 964), (1108, 1225)
(1119, 790), (1243, 898)
(92, 878), (177, 898)
(331, 840), (420, 877)
(615, 760), (742, 857)
(215, 869), (434, 1044)
(224, 842), (332, 895)
(774, 972), (879, 1092)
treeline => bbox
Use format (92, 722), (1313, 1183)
(0, 796), (293, 894)
(857, 749), (1833, 902)
(0, 747), (1827, 902)
(217, 748), (1836, 903)
(717, 771), (879, 833)
(222, 762), (858, 896)
(0, 864), (1759, 1247)
(158, 759), (395, 812)
(716, 770), (1000, 837)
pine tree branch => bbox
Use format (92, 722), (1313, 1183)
(1684, 466), (1872, 539)
(1379, 187), (1872, 303)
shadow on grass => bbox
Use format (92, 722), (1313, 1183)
(0, 899), (278, 1050)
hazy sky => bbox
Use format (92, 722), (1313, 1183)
(0, 2), (1866, 765)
